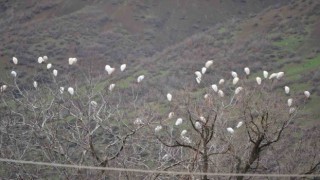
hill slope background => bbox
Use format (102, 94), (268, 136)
(0, 0), (319, 122)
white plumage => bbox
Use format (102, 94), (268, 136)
(195, 122), (202, 129)
(155, 125), (162, 132)
(256, 77), (262, 85)
(90, 101), (97, 108)
(227, 127), (234, 134)
(205, 60), (213, 68)
(196, 77), (201, 84)
(59, 87), (64, 94)
(204, 94), (209, 99)
(218, 90), (224, 97)
(43, 56), (48, 61)
(269, 73), (277, 79)
(168, 112), (174, 119)
(287, 98), (293, 107)
(236, 121), (243, 128)
(137, 75), (145, 83)
(181, 130), (187, 136)
(244, 67), (250, 75)
(200, 116), (206, 123)
(304, 91), (310, 98)
(233, 77), (239, 85)
(211, 84), (218, 92)
(289, 107), (295, 114)
(68, 87), (74, 95)
(167, 93), (172, 101)
(12, 57), (18, 65)
(68, 57), (77, 65)
(219, 79), (225, 85)
(195, 71), (202, 78)
(201, 67), (207, 74)
(11, 71), (17, 77)
(231, 71), (238, 78)
(120, 64), (126, 71)
(134, 118), (144, 125)
(38, 57), (44, 64)
(53, 69), (58, 77)
(105, 65), (115, 75)
(235, 87), (243, 95)
(175, 118), (183, 126)
(284, 86), (290, 94)
(47, 63), (52, 69)
(33, 81), (38, 88)
(263, 71), (269, 78)
(109, 84), (115, 91)
(1, 85), (8, 92)
(276, 72), (284, 79)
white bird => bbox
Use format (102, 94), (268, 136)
(263, 71), (269, 79)
(11, 71), (17, 77)
(235, 87), (243, 95)
(181, 130), (187, 136)
(68, 57), (77, 65)
(175, 118), (183, 126)
(287, 98), (293, 107)
(59, 87), (64, 94)
(134, 118), (144, 125)
(219, 79), (225, 85)
(201, 67), (207, 74)
(47, 63), (52, 69)
(109, 84), (115, 91)
(244, 67), (250, 75)
(233, 77), (239, 85)
(200, 116), (206, 123)
(53, 69), (58, 77)
(196, 77), (201, 84)
(284, 86), (290, 94)
(211, 84), (218, 92)
(227, 127), (234, 134)
(167, 93), (172, 101)
(276, 72), (284, 79)
(0, 85), (8, 92)
(195, 122), (202, 129)
(182, 136), (192, 144)
(289, 107), (295, 115)
(38, 57), (44, 64)
(105, 65), (115, 75)
(68, 87), (74, 95)
(195, 71), (202, 78)
(90, 101), (97, 108)
(256, 77), (262, 85)
(12, 57), (18, 65)
(231, 71), (238, 78)
(304, 91), (310, 98)
(33, 81), (38, 88)
(269, 73), (278, 79)
(137, 75), (145, 83)
(168, 112), (174, 119)
(162, 154), (170, 161)
(120, 64), (126, 71)
(204, 94), (210, 99)
(205, 60), (213, 68)
(43, 56), (48, 61)
(155, 125), (162, 132)
(236, 121), (243, 128)
(218, 90), (224, 97)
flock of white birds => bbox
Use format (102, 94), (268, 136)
(0, 57), (313, 144)
(152, 59), (311, 144)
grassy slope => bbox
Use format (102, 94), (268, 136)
(137, 0), (320, 126)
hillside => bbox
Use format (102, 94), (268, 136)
(0, 0), (289, 77)
(139, 0), (320, 124)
